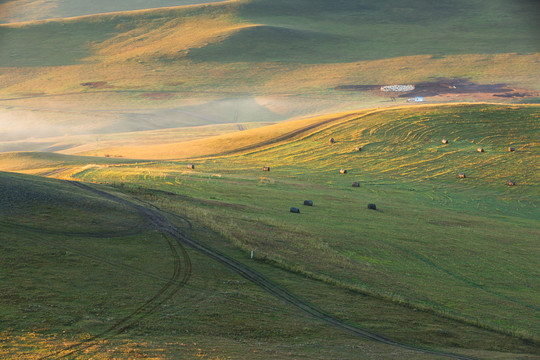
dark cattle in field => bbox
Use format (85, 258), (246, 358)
(290, 207), (300, 213)
(263, 166), (270, 171)
(340, 169), (347, 174)
(352, 182), (360, 187)
(355, 146), (362, 151)
(367, 203), (377, 210)
(508, 147), (515, 152)
(507, 180), (515, 186)
(187, 164), (195, 169)
(304, 200), (313, 206)
(458, 173), (466, 178)
(442, 139), (449, 144)
(329, 138), (335, 144)
(477, 147), (484, 153)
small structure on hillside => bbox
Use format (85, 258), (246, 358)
(290, 207), (300, 213)
(352, 182), (360, 187)
(355, 146), (362, 151)
(381, 85), (415, 92)
(508, 147), (515, 152)
(187, 164), (195, 169)
(263, 166), (270, 171)
(367, 203), (377, 210)
(477, 147), (484, 153)
(458, 173), (466, 178)
(507, 180), (515, 186)
(329, 137), (335, 144)
(442, 139), (449, 144)
(340, 169), (348, 174)
(304, 200), (313, 206)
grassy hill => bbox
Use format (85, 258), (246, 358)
(2, 107), (540, 360)
(6, 104), (537, 342)
(0, 0), (539, 154)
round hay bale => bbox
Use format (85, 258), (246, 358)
(263, 166), (270, 171)
(355, 146), (362, 151)
(477, 147), (484, 153)
(340, 169), (348, 174)
(290, 207), (300, 213)
(352, 182), (360, 187)
(458, 173), (466, 178)
(507, 180), (515, 186)
(367, 203), (377, 210)
(508, 147), (515, 152)
(329, 137), (335, 144)
(303, 200), (313, 206)
(187, 164), (195, 169)
(442, 139), (449, 144)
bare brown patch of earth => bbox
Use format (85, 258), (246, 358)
(335, 78), (536, 100)
(141, 92), (175, 100)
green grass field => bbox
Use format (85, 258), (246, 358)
(1, 1), (539, 358)
(3, 104), (537, 358)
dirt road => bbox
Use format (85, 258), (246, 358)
(61, 181), (477, 360)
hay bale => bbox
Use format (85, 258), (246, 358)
(355, 146), (362, 151)
(507, 180), (515, 186)
(477, 147), (484, 153)
(367, 203), (377, 210)
(263, 166), (270, 171)
(340, 169), (348, 174)
(458, 173), (466, 178)
(508, 147), (515, 152)
(290, 207), (300, 213)
(329, 137), (335, 144)
(187, 164), (195, 169)
(352, 182), (360, 187)
(442, 139), (449, 144)
(304, 200), (313, 206)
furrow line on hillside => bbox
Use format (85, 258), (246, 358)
(67, 180), (478, 359)
(39, 182), (191, 359)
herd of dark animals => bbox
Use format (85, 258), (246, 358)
(185, 136), (517, 214)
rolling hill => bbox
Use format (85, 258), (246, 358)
(0, 0), (539, 155)
(1, 103), (539, 358)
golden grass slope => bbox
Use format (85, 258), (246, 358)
(76, 110), (370, 159)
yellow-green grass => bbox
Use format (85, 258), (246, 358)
(1, 171), (538, 359)
(0, 0), (539, 137)
(63, 104), (540, 340)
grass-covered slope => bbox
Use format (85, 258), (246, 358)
(67, 104), (540, 339)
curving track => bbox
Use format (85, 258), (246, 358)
(54, 181), (477, 360)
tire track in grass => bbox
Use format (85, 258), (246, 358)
(69, 181), (478, 359)
(39, 183), (192, 359)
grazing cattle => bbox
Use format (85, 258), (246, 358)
(508, 147), (515, 152)
(367, 203), (377, 210)
(290, 207), (300, 213)
(187, 164), (195, 169)
(442, 139), (449, 144)
(355, 146), (362, 151)
(507, 180), (515, 186)
(304, 200), (313, 206)
(352, 182), (360, 187)
(458, 173), (466, 178)
(340, 169), (348, 174)
(477, 147), (484, 153)
(329, 137), (335, 144)
(263, 166), (270, 171)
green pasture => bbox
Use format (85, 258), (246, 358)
(71, 104), (540, 339)
(1, 170), (538, 359)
